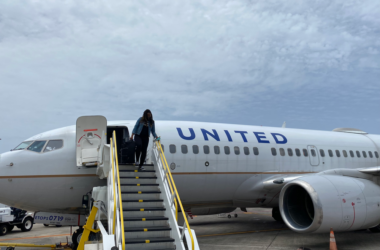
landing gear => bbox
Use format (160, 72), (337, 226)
(369, 224), (380, 233)
(272, 207), (284, 222)
(20, 217), (33, 232)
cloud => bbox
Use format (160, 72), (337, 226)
(0, 0), (379, 152)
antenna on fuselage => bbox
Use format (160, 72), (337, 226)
(282, 121), (286, 128)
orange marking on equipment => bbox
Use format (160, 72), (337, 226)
(0, 234), (71, 242)
(84, 129), (98, 132)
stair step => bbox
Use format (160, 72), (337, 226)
(120, 172), (156, 177)
(125, 226), (171, 232)
(122, 191), (161, 194)
(124, 207), (165, 211)
(124, 226), (172, 239)
(123, 216), (169, 228)
(120, 180), (157, 185)
(123, 199), (163, 202)
(123, 199), (163, 208)
(119, 165), (155, 171)
(125, 237), (175, 244)
(121, 184), (159, 186)
(120, 170), (155, 173)
(120, 177), (157, 179)
(121, 186), (160, 192)
(123, 207), (166, 216)
(124, 216), (168, 221)
(124, 239), (175, 250)
(122, 193), (161, 199)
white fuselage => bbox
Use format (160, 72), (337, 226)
(0, 120), (379, 213)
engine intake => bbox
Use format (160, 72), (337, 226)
(279, 175), (380, 233)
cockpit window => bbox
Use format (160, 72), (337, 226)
(44, 140), (63, 152)
(14, 141), (33, 150)
(27, 141), (47, 153)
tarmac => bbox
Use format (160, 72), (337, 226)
(1, 208), (380, 250)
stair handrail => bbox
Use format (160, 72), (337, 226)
(112, 131), (126, 250)
(154, 141), (195, 250)
(109, 133), (126, 250)
(110, 137), (117, 234)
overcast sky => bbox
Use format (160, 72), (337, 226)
(0, 0), (379, 153)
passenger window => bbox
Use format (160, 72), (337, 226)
(343, 150), (348, 157)
(311, 149), (316, 157)
(169, 144), (176, 154)
(279, 148), (285, 156)
(369, 151), (373, 158)
(27, 141), (47, 153)
(224, 146), (230, 155)
(181, 145), (188, 154)
(271, 148), (277, 156)
(362, 151), (367, 158)
(295, 148), (301, 157)
(287, 148), (293, 156)
(192, 145), (199, 154)
(253, 147), (259, 156)
(234, 146), (240, 155)
(335, 150), (341, 157)
(350, 150), (354, 157)
(356, 151), (361, 158)
(375, 152), (379, 158)
(244, 147), (249, 155)
(204, 145), (210, 154)
(44, 140), (63, 152)
(303, 149), (308, 157)
(214, 146), (220, 155)
(320, 149), (325, 157)
(328, 150), (333, 157)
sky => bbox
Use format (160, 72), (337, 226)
(0, 0), (379, 153)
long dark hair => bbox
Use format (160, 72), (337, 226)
(141, 109), (154, 127)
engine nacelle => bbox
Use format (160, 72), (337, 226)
(190, 207), (236, 215)
(279, 175), (380, 233)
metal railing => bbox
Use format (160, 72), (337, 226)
(153, 141), (194, 250)
(107, 131), (126, 250)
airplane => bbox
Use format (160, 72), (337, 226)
(0, 117), (380, 236)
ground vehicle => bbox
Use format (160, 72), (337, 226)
(0, 203), (34, 236)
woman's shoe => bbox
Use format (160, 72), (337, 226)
(134, 161), (139, 167)
(139, 167), (145, 171)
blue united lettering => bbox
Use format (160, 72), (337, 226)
(176, 128), (287, 144)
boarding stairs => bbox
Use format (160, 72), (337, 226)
(78, 128), (199, 250)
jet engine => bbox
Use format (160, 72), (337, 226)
(279, 175), (380, 233)
(190, 207), (236, 215)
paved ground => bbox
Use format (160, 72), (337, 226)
(0, 224), (72, 249)
(190, 208), (380, 250)
(0, 208), (380, 250)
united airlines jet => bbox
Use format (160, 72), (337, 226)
(0, 119), (380, 234)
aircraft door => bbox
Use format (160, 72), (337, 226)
(307, 145), (320, 166)
(76, 116), (107, 167)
